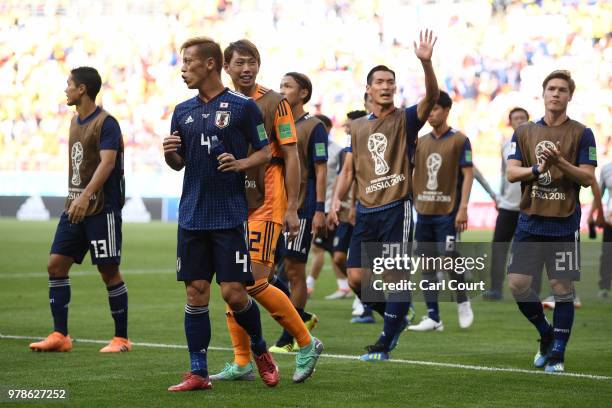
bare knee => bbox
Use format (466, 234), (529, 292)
(333, 252), (347, 271)
(221, 283), (248, 310)
(98, 264), (122, 285)
(508, 273), (532, 295)
(347, 268), (362, 289)
(185, 280), (210, 306)
(47, 255), (72, 278)
(549, 279), (573, 296)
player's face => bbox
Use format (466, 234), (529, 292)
(343, 119), (352, 134)
(367, 71), (396, 107)
(543, 78), (572, 113)
(509, 111), (528, 131)
(279, 76), (306, 107)
(427, 104), (449, 128)
(65, 75), (82, 106)
(224, 52), (259, 90)
(181, 46), (212, 89)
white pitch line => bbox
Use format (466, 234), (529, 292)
(2, 333), (610, 381)
(0, 269), (173, 279)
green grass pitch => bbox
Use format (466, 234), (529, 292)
(1, 218), (611, 407)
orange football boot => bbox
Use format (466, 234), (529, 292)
(168, 373), (212, 392)
(29, 332), (72, 352)
(99, 336), (132, 353)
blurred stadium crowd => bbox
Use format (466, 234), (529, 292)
(1, 0), (610, 196)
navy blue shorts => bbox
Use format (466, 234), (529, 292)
(313, 225), (334, 254)
(507, 229), (580, 281)
(333, 222), (353, 254)
(284, 217), (313, 263)
(50, 210), (122, 265)
(347, 200), (413, 269)
(176, 223), (254, 284)
(415, 214), (459, 256)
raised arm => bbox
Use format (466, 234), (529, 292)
(415, 29), (440, 124)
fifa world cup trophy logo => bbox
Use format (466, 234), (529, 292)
(367, 133), (390, 175)
(426, 153), (442, 190)
(534, 140), (555, 185)
(71, 142), (84, 186)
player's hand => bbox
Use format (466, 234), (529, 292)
(329, 198), (341, 227)
(325, 212), (337, 232)
(217, 153), (244, 172)
(455, 206), (468, 233)
(67, 194), (89, 224)
(312, 211), (326, 238)
(348, 204), (356, 226)
(595, 210), (605, 228)
(541, 141), (562, 165)
(414, 29), (437, 62)
(163, 131), (181, 154)
(284, 209), (300, 240)
(493, 196), (499, 211)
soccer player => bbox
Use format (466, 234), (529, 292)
(408, 90), (474, 332)
(330, 29), (439, 361)
(163, 36), (278, 391)
(590, 161), (612, 298)
(269, 71), (328, 353)
(307, 114), (352, 300)
(483, 107), (530, 300)
(212, 39), (323, 384)
(506, 70), (597, 373)
(29, 67), (130, 354)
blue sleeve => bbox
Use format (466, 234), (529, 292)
(309, 123), (328, 163)
(100, 116), (121, 150)
(170, 109), (185, 158)
(242, 99), (269, 150)
(459, 137), (473, 167)
(577, 128), (597, 167)
(405, 105), (424, 143)
(405, 105), (421, 166)
(507, 132), (522, 161)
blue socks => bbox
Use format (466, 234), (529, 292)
(378, 298), (410, 350)
(184, 304), (210, 378)
(552, 293), (575, 358)
(49, 277), (71, 335)
(232, 298), (267, 356)
(107, 282), (128, 338)
(514, 289), (552, 338)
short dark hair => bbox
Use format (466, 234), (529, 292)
(180, 36), (223, 74)
(366, 65), (396, 85)
(508, 107), (529, 122)
(285, 72), (313, 104)
(347, 110), (368, 120)
(315, 114), (332, 129)
(436, 90), (452, 109)
(223, 39), (261, 66)
(542, 69), (575, 96)
(71, 67), (102, 100)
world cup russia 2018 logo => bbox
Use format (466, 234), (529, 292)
(368, 133), (390, 176)
(426, 153), (442, 190)
(535, 140), (556, 185)
(71, 142), (84, 186)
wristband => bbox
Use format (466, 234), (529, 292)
(315, 202), (325, 212)
(531, 165), (541, 177)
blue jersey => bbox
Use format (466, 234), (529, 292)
(171, 89), (269, 230)
(78, 107), (124, 212)
(347, 105), (424, 214)
(508, 118), (597, 236)
(418, 128), (473, 224)
(297, 116), (328, 219)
